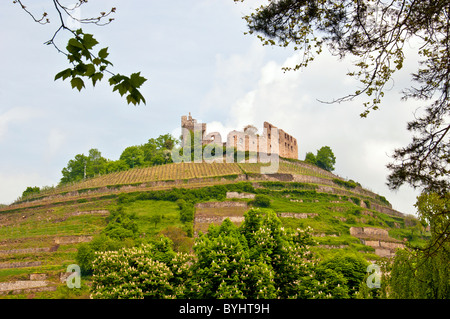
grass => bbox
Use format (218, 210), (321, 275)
(122, 200), (184, 237)
(0, 215), (106, 241)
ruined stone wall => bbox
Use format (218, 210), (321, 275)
(263, 122), (298, 160)
(182, 114), (298, 160)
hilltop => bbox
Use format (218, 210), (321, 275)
(0, 158), (429, 298)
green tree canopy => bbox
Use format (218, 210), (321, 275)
(60, 153), (88, 184)
(316, 146), (336, 172)
(304, 152), (316, 165)
(60, 148), (108, 184)
(120, 146), (145, 169)
(21, 186), (40, 198)
(304, 146), (336, 172)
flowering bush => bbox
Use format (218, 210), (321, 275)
(91, 236), (192, 299)
(91, 208), (335, 299)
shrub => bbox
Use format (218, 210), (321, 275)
(103, 206), (139, 240)
(350, 197), (361, 206)
(333, 179), (358, 189)
(21, 186), (40, 199)
(179, 202), (194, 223)
(252, 194), (271, 207)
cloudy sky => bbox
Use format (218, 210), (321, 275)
(0, 0), (424, 215)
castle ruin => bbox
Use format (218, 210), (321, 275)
(180, 113), (298, 160)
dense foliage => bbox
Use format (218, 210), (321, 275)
(388, 245), (450, 298)
(91, 237), (193, 299)
(60, 134), (176, 184)
(304, 146), (336, 172)
(21, 186), (41, 199)
(387, 191), (450, 298)
(90, 208), (373, 299)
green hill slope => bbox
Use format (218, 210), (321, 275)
(0, 160), (430, 298)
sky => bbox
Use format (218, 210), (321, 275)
(0, 0), (424, 215)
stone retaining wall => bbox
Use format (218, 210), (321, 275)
(350, 227), (389, 238)
(53, 235), (93, 245)
(0, 247), (51, 255)
(0, 280), (56, 295)
(195, 201), (248, 209)
(0, 261), (42, 269)
(278, 212), (318, 219)
(194, 216), (245, 224)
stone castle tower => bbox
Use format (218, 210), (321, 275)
(181, 112), (206, 146)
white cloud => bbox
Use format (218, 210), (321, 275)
(201, 40), (267, 118)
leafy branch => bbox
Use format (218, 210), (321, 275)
(14, 0), (147, 105)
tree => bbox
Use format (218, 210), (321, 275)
(119, 146), (145, 169)
(86, 148), (107, 176)
(75, 234), (128, 275)
(60, 148), (108, 183)
(142, 134), (176, 166)
(158, 226), (193, 253)
(186, 209), (330, 298)
(414, 192), (450, 258)
(60, 153), (88, 184)
(91, 237), (193, 299)
(21, 186), (40, 199)
(179, 201), (195, 223)
(234, 0), (449, 195)
(316, 146), (336, 172)
(316, 255), (368, 298)
(103, 206), (139, 240)
(252, 194), (271, 207)
(15, 0), (146, 105)
(150, 214), (163, 228)
(90, 208), (333, 299)
(388, 245), (450, 298)
(304, 146), (336, 171)
(304, 152), (316, 165)
(386, 192), (449, 298)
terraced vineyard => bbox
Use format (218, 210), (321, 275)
(238, 161), (335, 179)
(8, 160), (334, 205)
